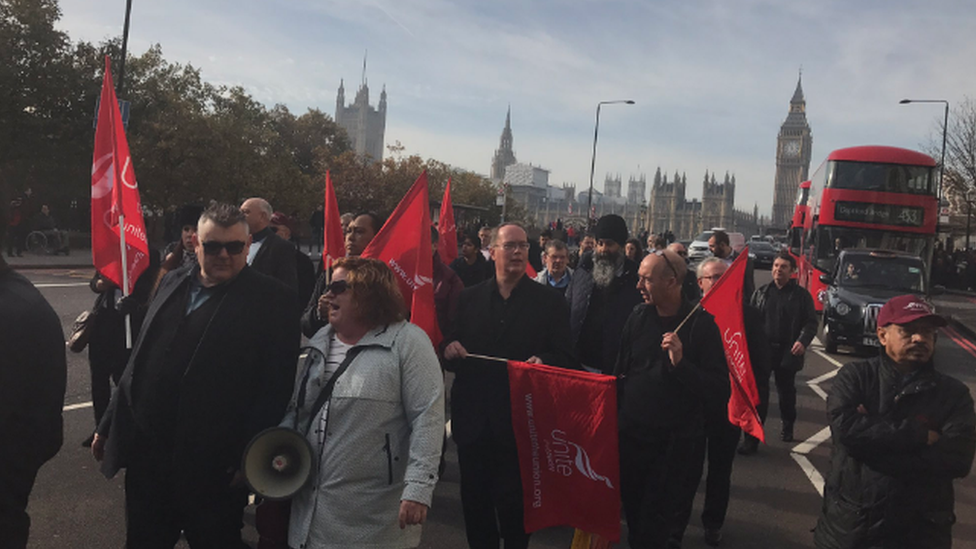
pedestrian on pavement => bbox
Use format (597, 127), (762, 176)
(814, 295), (976, 549)
(615, 250), (728, 549)
(6, 198), (24, 257)
(282, 257), (445, 549)
(534, 239), (573, 296)
(91, 203), (300, 548)
(682, 258), (770, 546)
(240, 198), (299, 294)
(750, 251), (817, 442)
(301, 211), (382, 337)
(566, 214), (643, 374)
(443, 223), (576, 549)
(0, 214), (67, 549)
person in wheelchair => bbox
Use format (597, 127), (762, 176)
(31, 205), (69, 254)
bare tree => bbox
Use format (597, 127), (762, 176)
(929, 97), (976, 215)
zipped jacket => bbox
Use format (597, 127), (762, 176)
(814, 354), (976, 549)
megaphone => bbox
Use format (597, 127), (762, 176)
(242, 427), (314, 500)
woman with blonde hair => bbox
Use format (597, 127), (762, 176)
(281, 257), (445, 549)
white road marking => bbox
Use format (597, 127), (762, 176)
(789, 339), (844, 497)
(35, 283), (90, 288)
(63, 401), (93, 411)
(791, 453), (825, 497)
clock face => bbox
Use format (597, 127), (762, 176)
(783, 140), (801, 158)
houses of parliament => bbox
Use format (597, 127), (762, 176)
(489, 77), (809, 238)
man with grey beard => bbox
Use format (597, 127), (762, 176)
(566, 214), (643, 374)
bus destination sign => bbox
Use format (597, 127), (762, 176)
(834, 201), (925, 227)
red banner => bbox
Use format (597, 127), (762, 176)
(438, 178), (458, 264)
(508, 361), (620, 542)
(322, 170), (345, 269)
(699, 249), (765, 442)
(91, 56), (149, 294)
(362, 172), (440, 346)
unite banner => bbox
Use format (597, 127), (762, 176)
(508, 361), (620, 542)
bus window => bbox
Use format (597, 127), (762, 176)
(830, 161), (934, 196)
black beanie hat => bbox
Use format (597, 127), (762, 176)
(595, 214), (628, 247)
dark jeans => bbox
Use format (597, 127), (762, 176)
(760, 345), (797, 424)
(620, 429), (701, 549)
(456, 429), (530, 549)
(124, 447), (249, 549)
(699, 421), (741, 530)
(0, 449), (42, 549)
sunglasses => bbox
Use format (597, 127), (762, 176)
(201, 240), (247, 256)
(324, 279), (349, 296)
(654, 249), (679, 279)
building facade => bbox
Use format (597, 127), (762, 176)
(335, 77), (387, 162)
(771, 75), (813, 229)
(644, 168), (736, 239)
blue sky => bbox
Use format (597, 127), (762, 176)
(57, 0), (976, 215)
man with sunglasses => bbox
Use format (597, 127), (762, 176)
(615, 249), (728, 549)
(92, 203), (300, 548)
(815, 295), (975, 549)
(443, 223), (576, 549)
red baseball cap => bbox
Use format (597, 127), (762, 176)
(876, 295), (946, 328)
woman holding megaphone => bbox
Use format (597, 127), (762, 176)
(274, 256), (445, 548)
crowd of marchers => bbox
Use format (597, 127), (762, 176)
(3, 203), (975, 549)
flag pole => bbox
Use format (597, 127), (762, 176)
(465, 353), (509, 363)
(119, 212), (132, 349)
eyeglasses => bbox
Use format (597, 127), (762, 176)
(698, 274), (722, 282)
(201, 240), (247, 256)
(497, 241), (531, 252)
(324, 279), (349, 296)
(654, 250), (679, 279)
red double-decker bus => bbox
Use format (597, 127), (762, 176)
(790, 145), (938, 310)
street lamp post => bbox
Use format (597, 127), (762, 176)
(899, 99), (949, 202)
(587, 100), (635, 227)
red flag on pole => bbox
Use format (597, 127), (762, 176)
(699, 248), (765, 442)
(508, 361), (621, 542)
(91, 56), (149, 295)
(322, 170), (345, 269)
(525, 262), (538, 279)
(362, 172), (440, 346)
(438, 178), (458, 264)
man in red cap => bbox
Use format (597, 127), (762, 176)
(815, 295), (975, 549)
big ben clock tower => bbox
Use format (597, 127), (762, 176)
(771, 74), (813, 229)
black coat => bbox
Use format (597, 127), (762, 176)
(250, 232), (299, 296)
(751, 279), (818, 371)
(814, 355), (976, 549)
(449, 253), (491, 288)
(443, 275), (577, 445)
(97, 265), (300, 482)
(614, 300), (729, 438)
(0, 267), (66, 465)
(565, 255), (643, 374)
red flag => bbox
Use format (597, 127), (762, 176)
(508, 361), (620, 542)
(699, 249), (765, 442)
(362, 172), (440, 346)
(91, 56), (149, 294)
(322, 171), (345, 269)
(438, 178), (458, 264)
(525, 261), (537, 279)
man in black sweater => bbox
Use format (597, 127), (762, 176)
(750, 251), (817, 442)
(443, 223), (576, 549)
(0, 215), (67, 548)
(615, 250), (728, 549)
